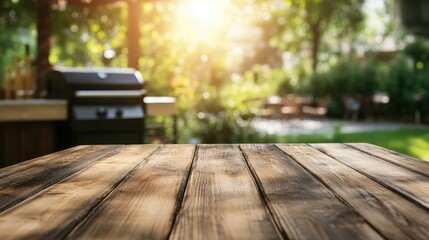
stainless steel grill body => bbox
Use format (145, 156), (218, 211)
(45, 67), (145, 147)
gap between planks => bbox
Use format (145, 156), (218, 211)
(238, 144), (288, 240)
(0, 145), (161, 240)
(345, 143), (429, 179)
(242, 144), (382, 240)
(169, 144), (281, 239)
(166, 145), (199, 239)
(64, 145), (197, 239)
(312, 143), (429, 211)
(274, 144), (387, 239)
(0, 145), (123, 213)
(0, 145), (87, 180)
(277, 144), (429, 240)
(62, 145), (163, 240)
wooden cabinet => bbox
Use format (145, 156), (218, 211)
(0, 100), (67, 167)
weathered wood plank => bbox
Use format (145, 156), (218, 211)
(346, 143), (429, 178)
(0, 145), (122, 212)
(0, 145), (159, 240)
(170, 144), (281, 239)
(312, 143), (429, 209)
(0, 145), (87, 179)
(68, 145), (196, 239)
(240, 144), (382, 240)
(277, 144), (429, 240)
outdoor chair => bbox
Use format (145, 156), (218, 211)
(280, 95), (301, 118)
(302, 97), (330, 118)
(342, 95), (361, 121)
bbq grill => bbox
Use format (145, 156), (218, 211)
(45, 67), (145, 147)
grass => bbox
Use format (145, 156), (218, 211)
(276, 128), (429, 161)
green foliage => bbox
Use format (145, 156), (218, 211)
(3, 0), (426, 143)
(50, 4), (128, 67)
(268, 0), (365, 72)
(385, 58), (415, 117)
(0, 0), (36, 84)
(302, 59), (379, 116)
(383, 38), (429, 120)
(189, 65), (282, 143)
(404, 38), (429, 69)
(385, 58), (429, 119)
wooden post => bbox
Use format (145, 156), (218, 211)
(25, 56), (32, 98)
(5, 67), (11, 99)
(15, 57), (23, 99)
(22, 58), (27, 99)
(127, 1), (140, 70)
(36, 0), (52, 98)
(25, 44), (32, 98)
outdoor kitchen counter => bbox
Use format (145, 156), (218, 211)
(0, 97), (177, 121)
(0, 143), (428, 239)
(0, 98), (177, 167)
(0, 100), (68, 167)
(0, 99), (67, 122)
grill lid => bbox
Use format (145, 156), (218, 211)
(45, 67), (144, 98)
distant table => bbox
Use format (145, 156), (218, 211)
(144, 96), (177, 143)
(0, 143), (428, 239)
(144, 96), (177, 117)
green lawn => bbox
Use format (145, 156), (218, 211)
(277, 128), (429, 161)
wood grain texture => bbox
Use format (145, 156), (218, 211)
(1, 143), (428, 240)
(346, 143), (429, 178)
(170, 144), (280, 240)
(240, 144), (382, 240)
(0, 145), (121, 212)
(68, 145), (196, 239)
(278, 144), (429, 240)
(312, 143), (429, 209)
(0, 145), (158, 240)
(0, 145), (86, 179)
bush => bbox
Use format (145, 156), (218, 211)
(186, 65), (282, 143)
(385, 57), (429, 121)
(306, 59), (379, 117)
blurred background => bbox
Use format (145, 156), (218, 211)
(1, 0), (429, 161)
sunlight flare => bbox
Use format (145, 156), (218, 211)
(175, 0), (229, 41)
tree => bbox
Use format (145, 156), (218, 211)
(266, 0), (365, 73)
(0, 0), (36, 85)
(50, 3), (128, 67)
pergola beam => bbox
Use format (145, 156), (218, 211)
(64, 0), (161, 8)
(36, 0), (52, 97)
(127, 1), (141, 70)
(65, 0), (128, 7)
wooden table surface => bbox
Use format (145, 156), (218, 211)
(0, 143), (428, 239)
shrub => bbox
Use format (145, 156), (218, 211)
(385, 57), (429, 121)
(307, 59), (379, 117)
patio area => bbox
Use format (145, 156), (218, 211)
(252, 118), (427, 136)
